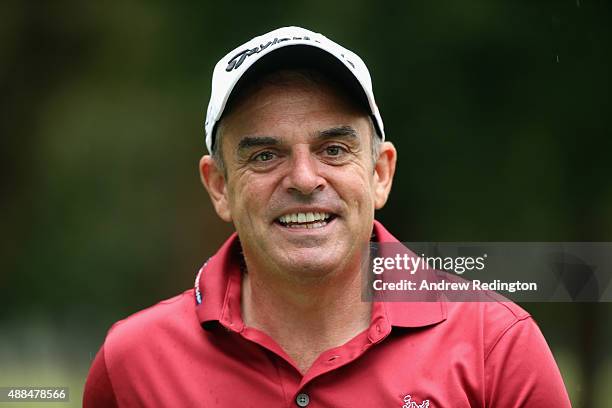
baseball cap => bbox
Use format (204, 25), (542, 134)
(204, 26), (385, 154)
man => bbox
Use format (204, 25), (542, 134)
(84, 26), (571, 407)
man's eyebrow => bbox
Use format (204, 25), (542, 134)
(237, 136), (279, 151)
(317, 126), (358, 140)
(236, 127), (357, 153)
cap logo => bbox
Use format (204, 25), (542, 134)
(225, 36), (318, 72)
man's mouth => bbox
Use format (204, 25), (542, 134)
(275, 212), (336, 229)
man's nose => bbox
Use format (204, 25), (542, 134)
(283, 147), (325, 196)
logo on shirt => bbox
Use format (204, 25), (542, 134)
(402, 394), (430, 408)
(194, 259), (210, 305)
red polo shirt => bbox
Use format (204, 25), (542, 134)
(84, 221), (571, 407)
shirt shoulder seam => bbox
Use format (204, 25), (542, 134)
(484, 314), (532, 362)
(109, 289), (192, 331)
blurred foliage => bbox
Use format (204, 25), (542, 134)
(1, 1), (611, 407)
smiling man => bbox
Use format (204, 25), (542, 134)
(84, 27), (571, 407)
(201, 64), (395, 375)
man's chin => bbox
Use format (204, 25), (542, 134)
(268, 246), (351, 277)
(280, 259), (343, 280)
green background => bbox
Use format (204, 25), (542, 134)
(1, 1), (611, 406)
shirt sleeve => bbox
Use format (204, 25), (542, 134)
(83, 345), (119, 408)
(484, 316), (572, 407)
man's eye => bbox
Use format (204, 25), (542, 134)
(253, 151), (275, 162)
(325, 145), (346, 156)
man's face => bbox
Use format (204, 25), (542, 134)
(202, 77), (395, 281)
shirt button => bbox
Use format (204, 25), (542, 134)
(295, 393), (310, 407)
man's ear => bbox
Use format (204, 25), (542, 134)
(373, 141), (397, 209)
(199, 155), (232, 222)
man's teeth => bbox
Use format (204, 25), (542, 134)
(278, 212), (332, 228)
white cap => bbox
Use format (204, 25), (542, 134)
(204, 26), (385, 153)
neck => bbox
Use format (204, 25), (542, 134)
(241, 258), (371, 373)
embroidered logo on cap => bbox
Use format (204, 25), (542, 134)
(224, 35), (356, 72)
(402, 394), (430, 408)
(226, 36), (316, 72)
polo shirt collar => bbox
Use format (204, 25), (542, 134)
(372, 221), (448, 328)
(194, 234), (245, 331)
(195, 220), (447, 330)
